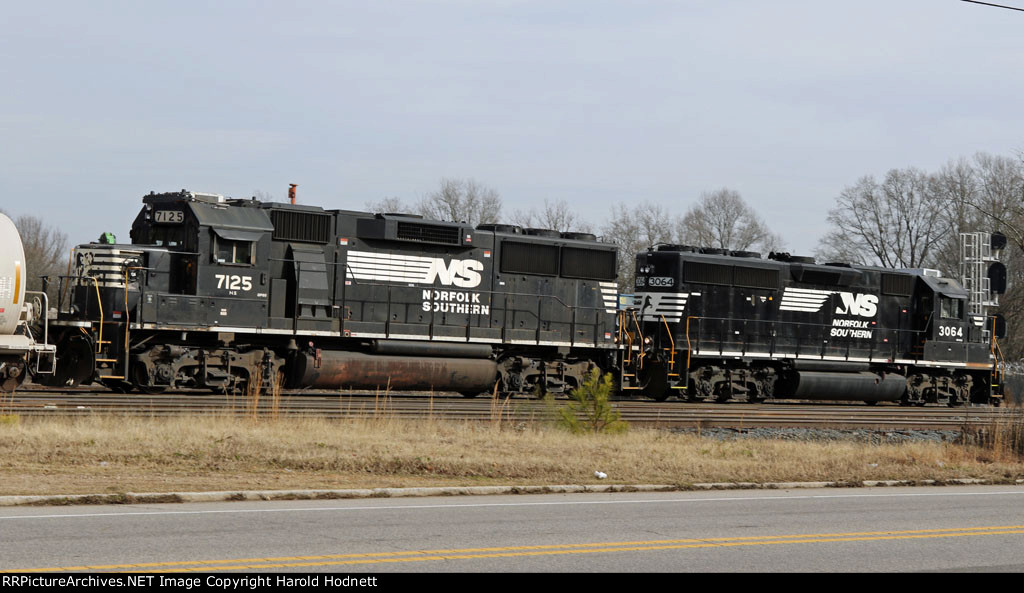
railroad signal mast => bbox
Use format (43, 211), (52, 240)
(960, 231), (1007, 338)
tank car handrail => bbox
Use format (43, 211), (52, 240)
(23, 290), (49, 347)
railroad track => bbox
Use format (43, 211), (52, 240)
(3, 386), (1018, 430)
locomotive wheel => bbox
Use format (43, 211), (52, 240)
(131, 365), (167, 394)
(43, 334), (95, 387)
(639, 365), (669, 402)
(101, 380), (134, 394)
(0, 357), (26, 393)
(136, 384), (168, 395)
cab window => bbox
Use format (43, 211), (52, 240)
(214, 238), (254, 265)
(939, 296), (963, 320)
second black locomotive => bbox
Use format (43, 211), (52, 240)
(623, 245), (1003, 405)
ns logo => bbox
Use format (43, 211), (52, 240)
(835, 292), (878, 317)
(426, 258), (484, 288)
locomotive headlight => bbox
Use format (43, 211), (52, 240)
(644, 337), (652, 345)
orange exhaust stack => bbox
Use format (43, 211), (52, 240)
(289, 184), (298, 204)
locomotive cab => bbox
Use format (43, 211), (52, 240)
(912, 274), (974, 363)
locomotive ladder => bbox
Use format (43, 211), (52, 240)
(660, 315), (686, 391)
(618, 310), (649, 390)
(87, 274), (131, 381)
(991, 317), (1006, 398)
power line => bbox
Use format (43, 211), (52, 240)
(961, 0), (1024, 12)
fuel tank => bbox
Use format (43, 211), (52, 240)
(290, 350), (498, 392)
(778, 371), (906, 401)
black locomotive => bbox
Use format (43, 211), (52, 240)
(622, 245), (1005, 405)
(40, 190), (1005, 406)
(43, 190), (620, 396)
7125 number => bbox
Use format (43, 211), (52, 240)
(215, 274), (252, 291)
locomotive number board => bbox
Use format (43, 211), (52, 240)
(154, 210), (185, 224)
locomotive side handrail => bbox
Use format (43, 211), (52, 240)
(681, 315), (929, 363)
(266, 257), (613, 346)
(338, 261), (613, 346)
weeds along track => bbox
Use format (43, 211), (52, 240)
(2, 386), (1015, 430)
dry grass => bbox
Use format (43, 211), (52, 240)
(0, 413), (1023, 497)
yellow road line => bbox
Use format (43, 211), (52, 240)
(12, 525), (1024, 572)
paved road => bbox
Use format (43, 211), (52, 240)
(2, 485), (1024, 572)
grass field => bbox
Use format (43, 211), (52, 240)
(0, 412), (1023, 497)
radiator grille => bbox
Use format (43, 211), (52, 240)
(396, 222), (461, 245)
(560, 247), (616, 281)
(500, 241), (559, 276)
(271, 210), (331, 244)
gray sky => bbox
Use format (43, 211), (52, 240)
(1, 1), (1022, 255)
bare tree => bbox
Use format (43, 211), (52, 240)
(963, 153), (1024, 252)
(674, 188), (783, 252)
(510, 198), (593, 233)
(7, 214), (69, 300)
(817, 168), (949, 268)
(816, 154), (1024, 358)
(601, 202), (673, 291)
(417, 178), (502, 227)
(364, 196), (409, 213)
(929, 157), (985, 276)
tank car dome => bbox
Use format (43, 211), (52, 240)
(0, 213), (26, 336)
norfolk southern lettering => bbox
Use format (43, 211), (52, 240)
(421, 289), (490, 315)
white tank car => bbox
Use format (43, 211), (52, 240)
(0, 212), (35, 391)
(0, 212), (26, 335)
